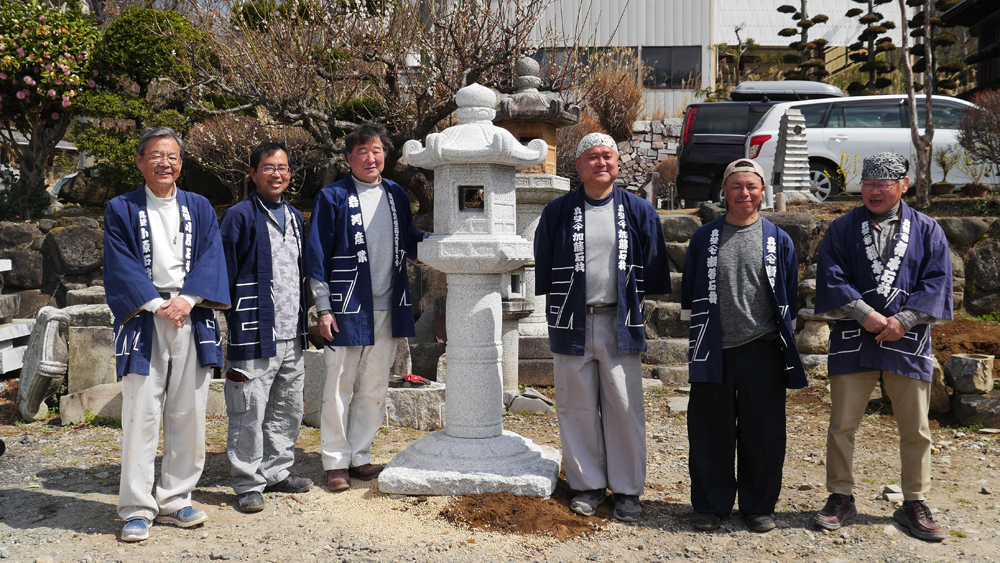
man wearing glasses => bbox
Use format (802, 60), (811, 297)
(813, 152), (953, 541)
(104, 127), (230, 541)
(219, 142), (312, 514)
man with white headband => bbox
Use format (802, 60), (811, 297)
(813, 152), (952, 541)
(682, 159), (806, 533)
(534, 132), (670, 522)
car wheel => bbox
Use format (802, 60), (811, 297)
(711, 185), (726, 207)
(809, 163), (842, 201)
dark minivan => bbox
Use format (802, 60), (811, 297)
(676, 81), (843, 203)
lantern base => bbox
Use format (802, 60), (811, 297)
(377, 430), (560, 497)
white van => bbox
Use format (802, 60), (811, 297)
(745, 94), (977, 200)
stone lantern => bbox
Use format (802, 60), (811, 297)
(494, 57), (581, 398)
(377, 83), (560, 496)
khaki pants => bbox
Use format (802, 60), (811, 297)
(320, 310), (394, 470)
(553, 312), (645, 496)
(826, 370), (932, 501)
(118, 315), (210, 521)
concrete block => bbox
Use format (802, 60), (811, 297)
(302, 349), (327, 428)
(67, 327), (116, 393)
(59, 382), (122, 425)
(63, 304), (113, 327)
(385, 382), (447, 430)
(206, 379), (226, 417)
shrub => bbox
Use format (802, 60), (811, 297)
(556, 110), (606, 184)
(583, 48), (644, 143)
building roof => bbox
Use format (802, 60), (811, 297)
(941, 0), (1000, 27)
(4, 131), (78, 152)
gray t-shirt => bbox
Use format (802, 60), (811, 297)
(717, 217), (778, 348)
(584, 197), (618, 305)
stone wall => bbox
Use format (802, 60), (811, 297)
(615, 118), (683, 192)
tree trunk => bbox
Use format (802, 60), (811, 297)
(2, 114), (73, 220)
(898, 0), (935, 210)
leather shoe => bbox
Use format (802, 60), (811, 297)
(893, 501), (946, 541)
(348, 463), (384, 481)
(692, 512), (721, 531)
(326, 469), (350, 491)
(815, 493), (856, 531)
(264, 475), (313, 494)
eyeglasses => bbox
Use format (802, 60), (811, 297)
(260, 165), (291, 175)
(861, 181), (898, 191)
(143, 151), (181, 165)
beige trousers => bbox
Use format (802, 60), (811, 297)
(553, 312), (646, 496)
(320, 309), (394, 470)
(826, 370), (932, 501)
(118, 315), (210, 521)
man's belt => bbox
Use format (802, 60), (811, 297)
(158, 291), (178, 300)
(587, 304), (618, 315)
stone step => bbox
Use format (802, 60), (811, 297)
(519, 358), (553, 387)
(643, 365), (688, 384)
(641, 338), (689, 367)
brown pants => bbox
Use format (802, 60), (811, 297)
(826, 370), (932, 501)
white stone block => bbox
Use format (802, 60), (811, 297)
(0, 258), (11, 272)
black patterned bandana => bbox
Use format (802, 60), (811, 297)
(861, 152), (909, 180)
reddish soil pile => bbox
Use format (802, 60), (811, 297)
(440, 477), (608, 540)
(932, 316), (1000, 375)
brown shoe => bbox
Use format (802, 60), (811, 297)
(814, 493), (857, 531)
(326, 469), (350, 491)
(893, 501), (946, 541)
(348, 463), (384, 481)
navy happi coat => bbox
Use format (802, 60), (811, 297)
(816, 203), (953, 382)
(220, 192), (308, 361)
(681, 215), (807, 388)
(103, 185), (231, 379)
(534, 186), (671, 356)
(303, 176), (425, 347)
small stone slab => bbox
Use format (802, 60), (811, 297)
(508, 395), (554, 415)
(59, 382), (122, 425)
(977, 428), (1000, 434)
(0, 319), (33, 343)
(668, 396), (689, 413)
(642, 378), (663, 393)
(521, 387), (554, 405)
(65, 285), (107, 306)
(0, 258), (11, 272)
(386, 382), (447, 430)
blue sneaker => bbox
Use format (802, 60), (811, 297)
(121, 517), (149, 542)
(155, 506), (208, 528)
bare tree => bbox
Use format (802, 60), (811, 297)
(180, 0), (581, 214)
(898, 0), (934, 209)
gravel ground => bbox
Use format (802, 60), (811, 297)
(2, 379), (1000, 563)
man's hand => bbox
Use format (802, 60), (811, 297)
(156, 297), (192, 328)
(318, 311), (339, 341)
(875, 316), (907, 342)
(861, 310), (889, 334)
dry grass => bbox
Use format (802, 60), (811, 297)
(584, 48), (645, 142)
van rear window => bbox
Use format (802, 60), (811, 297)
(692, 105), (750, 135)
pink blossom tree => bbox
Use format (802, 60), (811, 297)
(0, 0), (100, 219)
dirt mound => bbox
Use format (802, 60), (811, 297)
(932, 316), (1000, 374)
(440, 478), (609, 540)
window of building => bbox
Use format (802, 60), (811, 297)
(641, 46), (701, 89)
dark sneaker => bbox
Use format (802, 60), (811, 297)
(569, 489), (607, 517)
(155, 506), (208, 528)
(121, 517), (149, 542)
(893, 501), (946, 542)
(692, 512), (721, 531)
(612, 494), (641, 522)
(814, 493), (856, 531)
(348, 463), (384, 481)
(237, 491), (264, 513)
(745, 513), (775, 533)
(327, 469), (350, 491)
(264, 475), (313, 494)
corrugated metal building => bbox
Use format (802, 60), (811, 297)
(535, 0), (911, 115)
